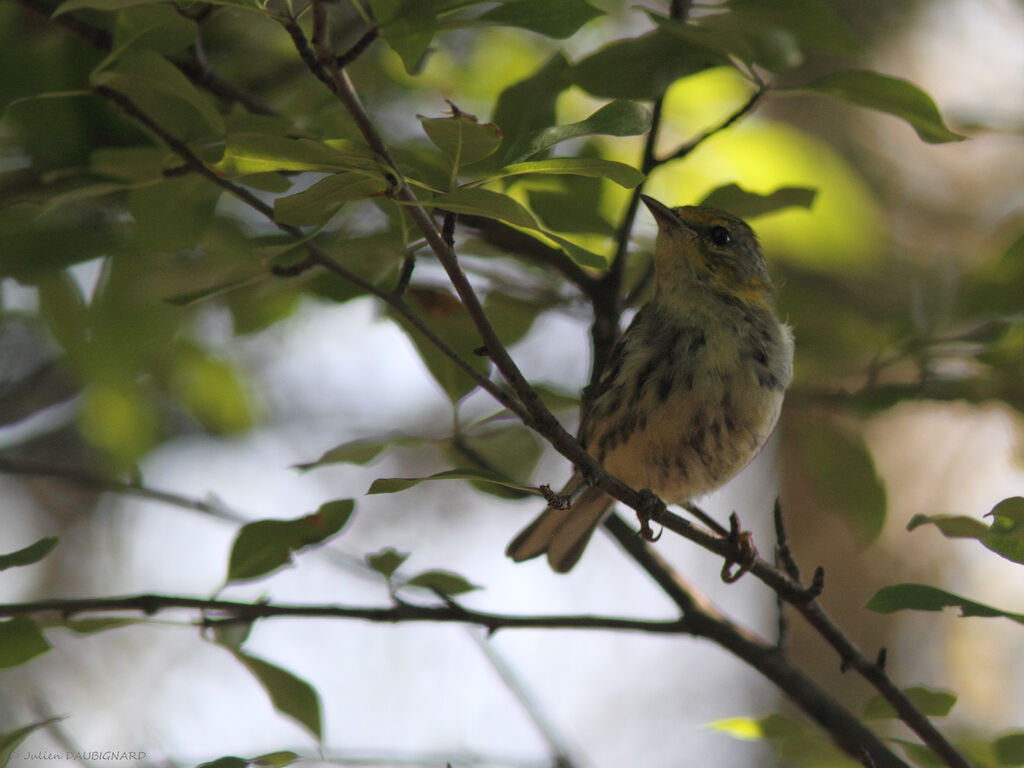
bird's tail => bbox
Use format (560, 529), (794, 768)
(505, 473), (614, 573)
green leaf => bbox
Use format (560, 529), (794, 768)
(528, 189), (615, 236)
(993, 733), (1024, 765)
(863, 686), (957, 719)
(58, 617), (144, 634)
(294, 433), (422, 471)
(91, 145), (170, 181)
(403, 569), (480, 595)
(805, 70), (966, 144)
(0, 617), (51, 668)
(420, 109), (502, 167)
(484, 292), (542, 347)
(796, 422), (886, 547)
(1, 718), (65, 764)
(199, 753), (299, 768)
(445, 422), (541, 500)
(501, 99), (651, 164)
(215, 134), (378, 177)
(727, 0), (862, 56)
(53, 0), (157, 14)
(0, 537), (58, 571)
(907, 498), (1024, 565)
(367, 467), (538, 495)
(128, 174), (221, 250)
(93, 50), (225, 139)
(212, 620), (254, 652)
(699, 184), (817, 218)
(273, 173), (388, 227)
(866, 583), (1024, 625)
(370, 0), (436, 74)
(366, 547), (409, 579)
(112, 4), (197, 57)
(541, 231), (608, 269)
(490, 53), (573, 168)
(573, 29), (727, 100)
(226, 500), (355, 583)
(232, 651), (322, 741)
(491, 157), (644, 188)
(475, 0), (603, 38)
(165, 271), (265, 307)
(390, 286), (488, 402)
(432, 188), (539, 229)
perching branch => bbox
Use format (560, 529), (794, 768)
(275, 14), (977, 768)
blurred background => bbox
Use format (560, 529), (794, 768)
(1, 0), (1023, 765)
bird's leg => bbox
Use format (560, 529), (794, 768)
(635, 489), (665, 541)
(721, 511), (758, 583)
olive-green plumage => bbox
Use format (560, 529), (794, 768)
(507, 195), (794, 573)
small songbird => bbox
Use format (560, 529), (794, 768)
(506, 195), (794, 572)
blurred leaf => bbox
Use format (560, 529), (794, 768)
(4, 91), (97, 169)
(165, 271), (265, 307)
(490, 53), (572, 167)
(168, 344), (253, 434)
(93, 50), (224, 139)
(91, 145), (169, 181)
(273, 173), (388, 226)
(727, 0), (861, 56)
(226, 500), (355, 583)
(0, 617), (50, 668)
(888, 738), (948, 767)
(212, 620), (254, 652)
(994, 733), (1024, 765)
(432, 188), (539, 228)
(501, 99), (650, 164)
(473, 0), (602, 38)
(420, 109), (502, 168)
(295, 432), (424, 471)
(709, 713), (854, 764)
(57, 617), (144, 634)
(112, 3), (197, 57)
(368, 467), (538, 495)
(528, 188), (615, 236)
(573, 29), (727, 100)
(215, 133), (378, 177)
(128, 174), (221, 250)
(0, 718), (64, 763)
(542, 231), (608, 269)
(961, 231), (1024, 317)
(805, 70), (966, 144)
(866, 583), (1024, 625)
(366, 547), (409, 579)
(446, 422), (541, 499)
(403, 569), (480, 595)
(796, 422), (886, 547)
(370, 0), (436, 74)
(78, 382), (160, 466)
(0, 537), (58, 572)
(391, 286), (488, 402)
(53, 0), (159, 13)
(199, 754), (299, 768)
(490, 157), (644, 188)
(908, 498), (1024, 566)
(484, 291), (542, 346)
(699, 184), (817, 218)
(232, 651), (322, 741)
(863, 686), (957, 719)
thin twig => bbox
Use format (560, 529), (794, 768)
(0, 593), (691, 634)
(657, 84), (767, 164)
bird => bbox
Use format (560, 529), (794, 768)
(506, 194), (794, 572)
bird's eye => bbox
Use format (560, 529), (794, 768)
(708, 226), (731, 246)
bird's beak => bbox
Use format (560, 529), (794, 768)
(640, 194), (681, 230)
